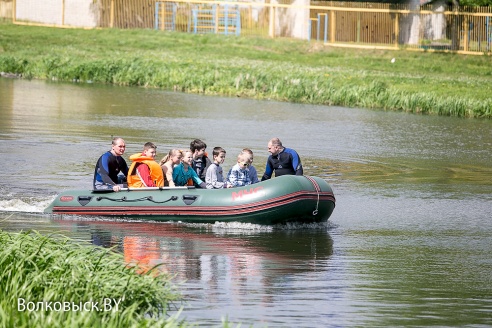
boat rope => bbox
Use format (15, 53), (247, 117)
(96, 195), (179, 203)
(304, 176), (320, 215)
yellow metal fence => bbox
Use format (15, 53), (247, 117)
(8, 0), (492, 55)
(309, 2), (492, 53)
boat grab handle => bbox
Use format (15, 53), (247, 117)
(78, 196), (93, 206)
(182, 195), (198, 205)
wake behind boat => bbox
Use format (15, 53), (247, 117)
(44, 175), (336, 225)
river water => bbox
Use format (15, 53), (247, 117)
(1, 77), (491, 327)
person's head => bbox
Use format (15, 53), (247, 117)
(242, 148), (254, 165)
(160, 149), (183, 166)
(267, 138), (283, 156)
(142, 142), (157, 159)
(212, 147), (226, 164)
(237, 152), (250, 169)
(111, 137), (126, 156)
(190, 139), (207, 159)
(181, 149), (194, 167)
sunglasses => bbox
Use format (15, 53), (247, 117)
(240, 162), (249, 167)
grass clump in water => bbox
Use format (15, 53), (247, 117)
(0, 229), (188, 328)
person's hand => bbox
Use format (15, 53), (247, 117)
(112, 185), (121, 192)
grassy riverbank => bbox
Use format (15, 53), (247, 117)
(0, 229), (187, 328)
(0, 21), (491, 118)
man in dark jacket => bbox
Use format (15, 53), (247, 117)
(261, 138), (303, 181)
(93, 137), (129, 191)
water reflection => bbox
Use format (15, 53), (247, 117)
(63, 220), (334, 282)
(42, 217), (336, 325)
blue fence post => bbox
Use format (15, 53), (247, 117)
(192, 9), (197, 34)
(213, 4), (217, 34)
(224, 5), (229, 35)
(154, 2), (159, 30)
(487, 16), (491, 52)
(316, 14), (328, 43)
(171, 3), (177, 31)
(236, 7), (241, 36)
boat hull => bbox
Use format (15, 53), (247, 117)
(44, 175), (336, 225)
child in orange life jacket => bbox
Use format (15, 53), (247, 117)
(159, 149), (182, 187)
(127, 142), (164, 188)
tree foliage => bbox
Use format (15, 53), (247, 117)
(459, 0), (492, 6)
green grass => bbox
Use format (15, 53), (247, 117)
(0, 21), (491, 118)
(0, 229), (188, 328)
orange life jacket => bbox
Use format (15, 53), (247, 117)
(127, 153), (164, 188)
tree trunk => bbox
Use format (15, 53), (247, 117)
(451, 0), (461, 50)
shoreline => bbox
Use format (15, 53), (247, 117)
(1, 22), (491, 119)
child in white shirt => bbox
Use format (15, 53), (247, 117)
(206, 147), (229, 189)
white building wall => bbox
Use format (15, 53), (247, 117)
(15, 0), (97, 27)
(16, 0), (62, 25)
(64, 0), (98, 27)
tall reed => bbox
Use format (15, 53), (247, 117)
(0, 230), (189, 328)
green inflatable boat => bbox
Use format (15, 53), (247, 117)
(44, 175), (336, 225)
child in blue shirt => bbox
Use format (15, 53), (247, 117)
(227, 152), (252, 187)
(173, 149), (206, 188)
(241, 148), (259, 184)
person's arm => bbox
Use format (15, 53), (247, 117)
(203, 156), (212, 180)
(249, 166), (259, 184)
(228, 167), (239, 187)
(191, 170), (206, 188)
(287, 149), (303, 175)
(136, 164), (155, 187)
(162, 163), (176, 187)
(94, 153), (123, 191)
(119, 157), (129, 177)
(295, 165), (304, 175)
(206, 165), (224, 189)
(261, 157), (273, 181)
(212, 167), (225, 189)
(172, 164), (185, 186)
(243, 169), (252, 185)
(99, 153), (117, 185)
(205, 166), (214, 189)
